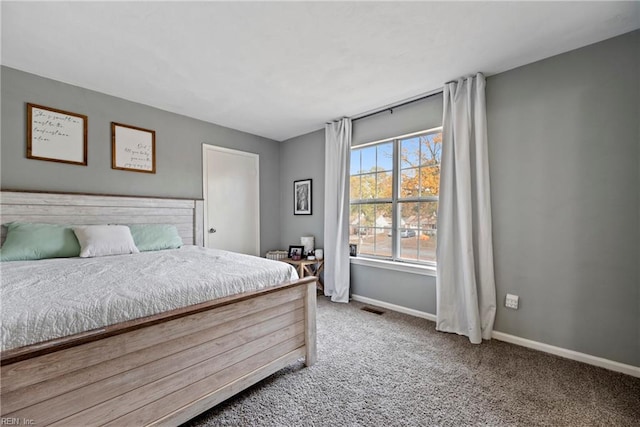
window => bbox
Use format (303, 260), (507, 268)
(349, 128), (442, 265)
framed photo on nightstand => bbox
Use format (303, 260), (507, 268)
(288, 245), (304, 260)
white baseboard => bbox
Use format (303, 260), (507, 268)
(350, 294), (640, 378)
(491, 331), (640, 378)
(351, 294), (437, 322)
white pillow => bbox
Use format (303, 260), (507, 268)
(72, 225), (140, 258)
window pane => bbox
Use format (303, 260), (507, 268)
(400, 168), (418, 198)
(419, 202), (438, 228)
(401, 137), (420, 169)
(398, 202), (418, 260)
(398, 201), (438, 262)
(377, 143), (393, 172)
(349, 205), (363, 245)
(357, 230), (376, 256)
(359, 204), (375, 227)
(350, 204), (360, 220)
(420, 132), (442, 166)
(376, 172), (392, 198)
(399, 202), (420, 230)
(418, 202), (438, 263)
(360, 173), (376, 199)
(418, 165), (440, 197)
(350, 175), (361, 200)
(418, 230), (437, 263)
(349, 204), (360, 233)
(350, 150), (361, 175)
(373, 228), (392, 257)
(375, 203), (392, 223)
(360, 146), (376, 173)
(355, 203), (392, 258)
(399, 233), (419, 261)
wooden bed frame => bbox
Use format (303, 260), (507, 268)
(0, 190), (317, 426)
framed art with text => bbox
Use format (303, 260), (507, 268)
(112, 122), (156, 173)
(27, 103), (88, 166)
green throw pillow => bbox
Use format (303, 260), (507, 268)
(128, 224), (183, 252)
(0, 222), (81, 261)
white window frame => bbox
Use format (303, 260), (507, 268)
(349, 126), (442, 271)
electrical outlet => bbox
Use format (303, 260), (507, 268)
(505, 294), (519, 310)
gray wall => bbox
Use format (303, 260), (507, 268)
(283, 31), (640, 366)
(488, 30), (639, 366)
(0, 66), (282, 254)
(279, 129), (325, 251)
(351, 265), (437, 315)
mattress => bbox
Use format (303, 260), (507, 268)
(0, 246), (299, 352)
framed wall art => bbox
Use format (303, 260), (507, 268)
(294, 179), (312, 215)
(112, 122), (156, 173)
(27, 103), (88, 165)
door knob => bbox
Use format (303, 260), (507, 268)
(209, 228), (217, 233)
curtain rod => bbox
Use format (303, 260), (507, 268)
(351, 88), (443, 122)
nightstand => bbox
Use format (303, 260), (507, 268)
(282, 258), (324, 291)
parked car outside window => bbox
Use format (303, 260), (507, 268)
(387, 229), (417, 238)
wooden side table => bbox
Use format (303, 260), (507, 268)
(282, 258), (324, 291)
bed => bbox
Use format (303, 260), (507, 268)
(0, 190), (317, 426)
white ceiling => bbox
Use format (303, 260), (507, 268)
(2, 2), (639, 141)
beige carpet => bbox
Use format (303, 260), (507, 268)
(184, 295), (640, 426)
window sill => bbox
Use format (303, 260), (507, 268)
(349, 257), (436, 277)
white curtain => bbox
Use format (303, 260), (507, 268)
(324, 118), (352, 303)
(436, 73), (496, 344)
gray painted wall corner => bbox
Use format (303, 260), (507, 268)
(278, 129), (325, 252)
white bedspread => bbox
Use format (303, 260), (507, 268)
(0, 246), (299, 351)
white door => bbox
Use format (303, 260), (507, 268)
(202, 144), (260, 256)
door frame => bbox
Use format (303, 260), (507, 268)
(202, 143), (260, 255)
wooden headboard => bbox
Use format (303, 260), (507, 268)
(0, 191), (204, 246)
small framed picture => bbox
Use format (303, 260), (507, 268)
(288, 245), (305, 260)
(294, 179), (312, 215)
(112, 122), (156, 173)
(349, 244), (358, 257)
